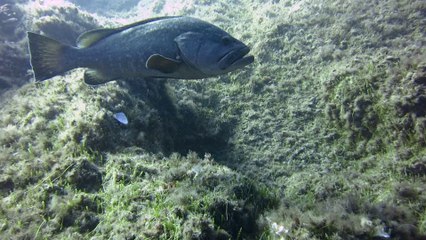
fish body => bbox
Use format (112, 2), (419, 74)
(27, 16), (254, 84)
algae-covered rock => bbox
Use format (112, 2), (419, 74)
(1, 0), (426, 239)
(0, 2), (29, 91)
(22, 1), (99, 45)
(0, 0), (99, 92)
(69, 0), (140, 13)
(0, 67), (276, 239)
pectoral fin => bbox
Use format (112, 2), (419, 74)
(146, 54), (181, 74)
(84, 69), (116, 85)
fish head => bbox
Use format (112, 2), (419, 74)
(175, 31), (254, 76)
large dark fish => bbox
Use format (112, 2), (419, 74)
(27, 16), (254, 84)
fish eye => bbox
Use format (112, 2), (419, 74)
(221, 36), (232, 45)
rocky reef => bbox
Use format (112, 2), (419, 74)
(0, 0), (426, 239)
(0, 0), (29, 91)
(0, 0), (98, 93)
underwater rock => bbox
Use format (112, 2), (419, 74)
(198, 220), (232, 240)
(396, 184), (420, 200)
(25, 2), (98, 46)
(396, 67), (426, 117)
(209, 200), (257, 238)
(0, 177), (14, 196)
(404, 160), (426, 176)
(0, 0), (426, 239)
(413, 65), (426, 85)
(0, 2), (29, 90)
(392, 223), (421, 240)
(0, 1), (98, 92)
(67, 160), (102, 192)
(49, 194), (101, 233)
(77, 211), (99, 233)
(0, 3), (23, 39)
(69, 0), (140, 14)
(393, 64), (426, 145)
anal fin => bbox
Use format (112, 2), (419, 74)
(84, 69), (116, 85)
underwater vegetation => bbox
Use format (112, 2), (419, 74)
(0, 0), (426, 239)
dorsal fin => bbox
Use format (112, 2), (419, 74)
(76, 16), (180, 48)
(77, 29), (118, 48)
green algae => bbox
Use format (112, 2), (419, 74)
(1, 0), (426, 239)
(0, 71), (277, 239)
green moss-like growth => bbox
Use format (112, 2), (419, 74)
(1, 0), (426, 239)
(0, 70), (278, 239)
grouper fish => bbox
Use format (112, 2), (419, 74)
(27, 16), (254, 84)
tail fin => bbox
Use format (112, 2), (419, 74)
(27, 32), (76, 81)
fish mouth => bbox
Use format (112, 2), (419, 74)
(218, 46), (254, 71)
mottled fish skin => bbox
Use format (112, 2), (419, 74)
(27, 16), (254, 84)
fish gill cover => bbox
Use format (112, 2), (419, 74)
(0, 0), (426, 239)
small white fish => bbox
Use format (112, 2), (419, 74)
(113, 112), (128, 125)
(375, 227), (390, 239)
